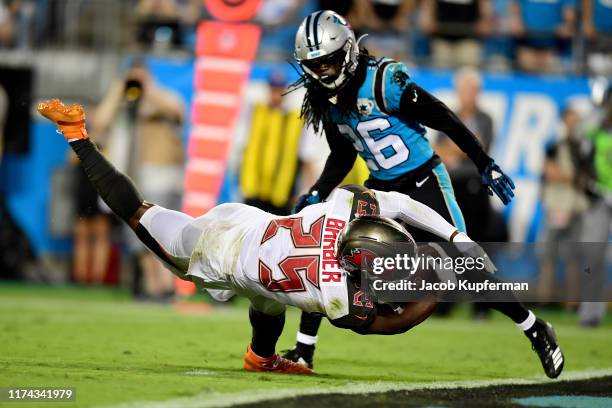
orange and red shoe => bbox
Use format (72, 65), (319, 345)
(37, 99), (88, 140)
(243, 345), (312, 375)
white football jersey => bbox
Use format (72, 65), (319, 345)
(186, 188), (378, 321)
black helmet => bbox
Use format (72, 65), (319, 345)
(335, 215), (417, 280)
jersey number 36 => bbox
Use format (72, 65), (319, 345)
(338, 118), (410, 171)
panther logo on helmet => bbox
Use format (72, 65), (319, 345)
(331, 14), (348, 25)
(294, 10), (364, 92)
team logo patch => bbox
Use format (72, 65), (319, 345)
(357, 98), (374, 117)
(392, 70), (409, 88)
(340, 248), (377, 273)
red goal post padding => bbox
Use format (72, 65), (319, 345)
(203, 0), (262, 22)
(178, 19), (261, 295)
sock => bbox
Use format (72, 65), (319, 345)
(249, 306), (285, 358)
(70, 139), (143, 222)
(299, 311), (322, 337)
(296, 332), (318, 347)
(516, 310), (537, 332)
(460, 268), (530, 326)
(294, 312), (322, 358)
(489, 302), (530, 324)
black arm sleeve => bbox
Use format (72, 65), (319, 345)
(71, 139), (189, 274)
(309, 123), (358, 200)
(328, 279), (377, 334)
(70, 138), (143, 222)
(400, 83), (493, 173)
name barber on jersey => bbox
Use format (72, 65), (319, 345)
(321, 217), (346, 284)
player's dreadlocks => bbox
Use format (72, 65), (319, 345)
(288, 50), (374, 133)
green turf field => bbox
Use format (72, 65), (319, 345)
(0, 283), (610, 408)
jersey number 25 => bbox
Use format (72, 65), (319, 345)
(258, 216), (324, 292)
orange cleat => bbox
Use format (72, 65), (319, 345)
(243, 344), (313, 375)
(37, 99), (88, 140)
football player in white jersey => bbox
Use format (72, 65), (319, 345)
(38, 100), (564, 378)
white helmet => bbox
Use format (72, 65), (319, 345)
(294, 10), (361, 91)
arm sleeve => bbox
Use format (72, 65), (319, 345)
(374, 190), (458, 241)
(329, 307), (377, 333)
(328, 279), (377, 333)
(379, 61), (414, 114)
(309, 123), (358, 200)
(478, 112), (494, 153)
(399, 83), (493, 173)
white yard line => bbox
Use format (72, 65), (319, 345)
(98, 368), (612, 408)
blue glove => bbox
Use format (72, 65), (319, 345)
(292, 190), (321, 214)
(481, 162), (515, 205)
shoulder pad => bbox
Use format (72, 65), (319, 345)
(339, 185), (380, 221)
(374, 59), (396, 114)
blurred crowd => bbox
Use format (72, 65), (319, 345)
(62, 58), (185, 301)
(0, 0), (201, 51)
(0, 0), (610, 74)
(538, 77), (611, 326)
(257, 0), (612, 74)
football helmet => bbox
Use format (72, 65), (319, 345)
(335, 215), (416, 280)
(294, 10), (362, 91)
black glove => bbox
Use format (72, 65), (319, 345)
(481, 162), (515, 205)
(292, 191), (321, 214)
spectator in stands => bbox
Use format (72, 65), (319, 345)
(420, 0), (493, 68)
(582, 0), (612, 75)
(451, 67), (494, 151)
(256, 0), (315, 61)
(239, 71), (303, 215)
(0, 0), (14, 47)
(317, 0), (355, 18)
(435, 67), (505, 318)
(135, 0), (201, 51)
(93, 58), (185, 300)
(578, 81), (611, 327)
(487, 0), (514, 70)
(9, 0), (37, 49)
(70, 150), (115, 285)
(352, 0), (414, 61)
(538, 106), (589, 304)
(237, 69), (369, 215)
(510, 0), (576, 73)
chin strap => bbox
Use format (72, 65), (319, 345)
(356, 34), (368, 47)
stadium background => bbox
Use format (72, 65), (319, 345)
(2, 0), (609, 286)
(3, 61), (594, 249)
(0, 1), (611, 407)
